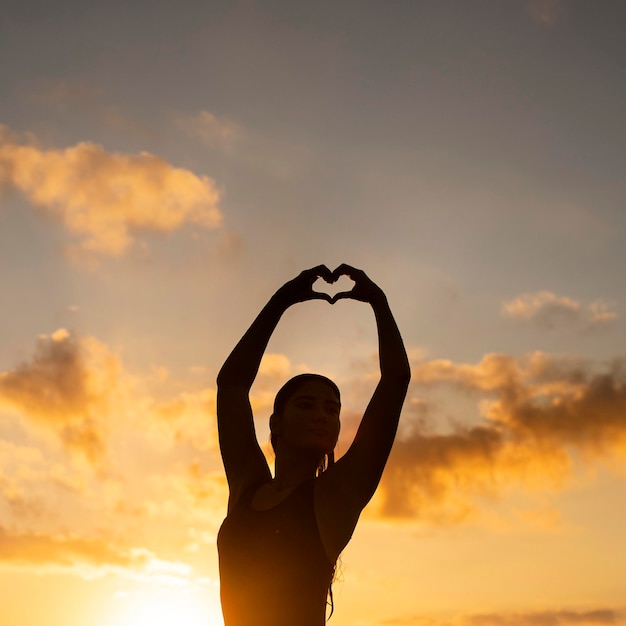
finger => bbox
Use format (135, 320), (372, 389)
(332, 263), (361, 281)
(306, 265), (333, 283)
(330, 290), (354, 304)
(309, 291), (333, 303)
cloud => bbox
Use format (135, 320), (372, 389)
(588, 300), (619, 326)
(0, 124), (222, 256)
(175, 109), (321, 182)
(247, 353), (298, 416)
(0, 330), (233, 576)
(0, 524), (202, 587)
(502, 291), (618, 330)
(258, 353), (293, 379)
(5, 330), (625, 530)
(466, 610), (622, 626)
(0, 525), (142, 569)
(372, 352), (626, 523)
(0, 439), (52, 522)
(0, 329), (123, 462)
(140, 463), (228, 532)
(176, 110), (241, 150)
(381, 609), (626, 626)
(151, 388), (218, 452)
(0, 326), (229, 463)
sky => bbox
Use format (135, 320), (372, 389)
(1, 0), (626, 625)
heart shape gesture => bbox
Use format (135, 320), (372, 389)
(315, 264), (384, 305)
(277, 264), (383, 307)
(312, 274), (355, 301)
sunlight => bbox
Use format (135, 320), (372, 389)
(109, 589), (223, 626)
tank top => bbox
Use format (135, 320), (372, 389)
(217, 478), (334, 626)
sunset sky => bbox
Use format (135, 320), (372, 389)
(2, 1), (626, 625)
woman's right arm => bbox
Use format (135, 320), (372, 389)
(216, 266), (333, 511)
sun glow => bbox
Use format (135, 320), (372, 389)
(108, 588), (223, 626)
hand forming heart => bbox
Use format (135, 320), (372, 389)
(312, 264), (383, 305)
(276, 264), (382, 307)
(312, 273), (355, 302)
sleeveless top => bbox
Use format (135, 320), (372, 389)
(217, 478), (334, 626)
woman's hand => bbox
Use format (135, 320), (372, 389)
(274, 265), (335, 307)
(330, 264), (386, 305)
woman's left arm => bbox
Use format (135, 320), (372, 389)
(319, 265), (411, 528)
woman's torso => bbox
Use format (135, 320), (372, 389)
(217, 478), (334, 626)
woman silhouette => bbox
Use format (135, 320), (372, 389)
(216, 264), (410, 626)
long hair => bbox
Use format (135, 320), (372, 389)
(269, 373), (341, 619)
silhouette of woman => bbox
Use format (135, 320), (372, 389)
(216, 264), (411, 626)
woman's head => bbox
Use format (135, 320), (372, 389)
(270, 374), (341, 471)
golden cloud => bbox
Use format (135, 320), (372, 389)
(250, 353), (298, 416)
(152, 388), (218, 452)
(258, 353), (293, 379)
(0, 439), (51, 523)
(0, 124), (222, 256)
(141, 463), (228, 529)
(0, 327), (228, 463)
(0, 329), (123, 462)
(0, 524), (201, 587)
(372, 352), (626, 523)
(0, 331), (232, 574)
(0, 525), (141, 568)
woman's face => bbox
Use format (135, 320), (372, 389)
(279, 380), (341, 455)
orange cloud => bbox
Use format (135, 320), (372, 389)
(0, 329), (122, 462)
(0, 331), (233, 575)
(0, 327), (229, 463)
(152, 388), (218, 452)
(0, 524), (203, 587)
(501, 291), (618, 330)
(412, 352), (626, 452)
(258, 353), (293, 379)
(0, 525), (142, 569)
(0, 124), (222, 256)
(140, 463), (228, 531)
(372, 352), (626, 523)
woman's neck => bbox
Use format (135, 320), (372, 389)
(273, 447), (321, 491)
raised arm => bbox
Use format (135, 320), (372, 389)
(317, 265), (410, 551)
(217, 265), (333, 510)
